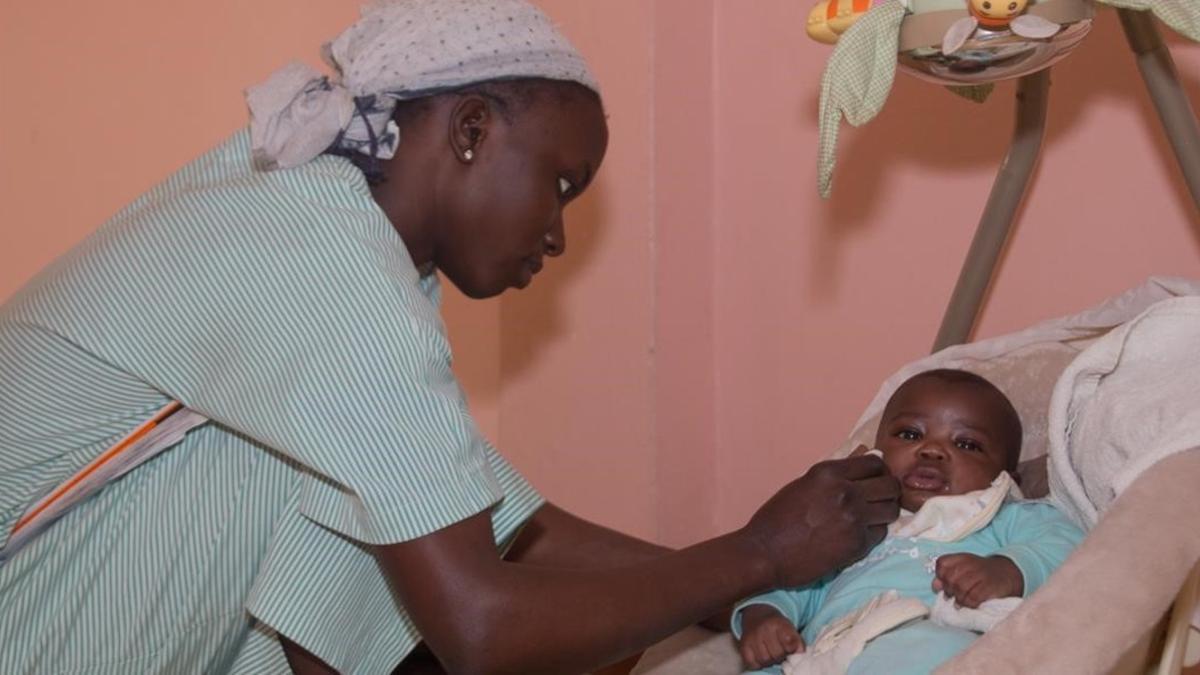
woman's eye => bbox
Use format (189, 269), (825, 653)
(558, 176), (575, 197)
(897, 429), (920, 441)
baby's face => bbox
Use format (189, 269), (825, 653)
(874, 377), (1014, 512)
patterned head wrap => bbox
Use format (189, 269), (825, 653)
(246, 0), (599, 170)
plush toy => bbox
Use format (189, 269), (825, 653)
(942, 0), (1061, 53)
(807, 0), (890, 43)
(812, 0), (1200, 197)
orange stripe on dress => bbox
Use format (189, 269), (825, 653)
(11, 401), (183, 534)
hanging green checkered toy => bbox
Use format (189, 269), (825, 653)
(813, 0), (1200, 197)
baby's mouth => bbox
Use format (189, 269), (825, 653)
(903, 466), (948, 492)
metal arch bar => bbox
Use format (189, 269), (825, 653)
(932, 69), (1052, 352)
(1118, 8), (1200, 211)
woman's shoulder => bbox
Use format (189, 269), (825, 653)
(71, 129), (411, 277)
(5, 130), (424, 326)
(126, 129), (382, 232)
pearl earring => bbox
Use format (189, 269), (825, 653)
(464, 149), (474, 162)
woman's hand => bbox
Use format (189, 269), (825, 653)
(741, 453), (900, 588)
(737, 604), (805, 669)
(933, 553), (1025, 608)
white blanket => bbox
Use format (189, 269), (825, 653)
(1047, 295), (1200, 529)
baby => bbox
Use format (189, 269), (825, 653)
(734, 369), (1085, 675)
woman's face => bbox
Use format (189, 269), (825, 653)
(436, 89), (608, 299)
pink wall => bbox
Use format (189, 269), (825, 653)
(3, 2), (1198, 544)
(492, 1), (660, 540)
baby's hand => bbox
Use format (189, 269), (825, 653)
(737, 604), (806, 669)
(933, 553), (1024, 608)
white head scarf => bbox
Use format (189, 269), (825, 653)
(246, 0), (599, 171)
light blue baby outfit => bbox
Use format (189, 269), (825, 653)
(732, 501), (1085, 674)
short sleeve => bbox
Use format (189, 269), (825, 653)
(245, 439), (543, 673)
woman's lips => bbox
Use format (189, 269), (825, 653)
(516, 258), (543, 288)
(902, 466), (948, 492)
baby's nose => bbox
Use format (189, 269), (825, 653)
(917, 442), (948, 460)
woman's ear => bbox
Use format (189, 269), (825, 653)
(448, 96), (490, 163)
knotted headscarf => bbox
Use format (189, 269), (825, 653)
(246, 0), (599, 170)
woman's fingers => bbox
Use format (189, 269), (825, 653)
(857, 474), (901, 503)
(839, 454), (890, 481)
(863, 500), (900, 527)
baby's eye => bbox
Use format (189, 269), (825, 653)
(956, 439), (983, 452)
(558, 176), (575, 197)
(897, 428), (921, 441)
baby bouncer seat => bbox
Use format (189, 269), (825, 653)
(632, 279), (1200, 675)
(634, 0), (1200, 669)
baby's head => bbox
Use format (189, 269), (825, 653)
(874, 369), (1022, 512)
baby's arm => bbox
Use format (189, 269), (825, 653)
(988, 501), (1086, 595)
(738, 604), (805, 669)
(932, 553), (1024, 607)
(732, 586), (825, 669)
(933, 502), (1086, 606)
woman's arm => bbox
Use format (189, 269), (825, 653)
(504, 503), (670, 569)
(381, 511), (767, 675)
(282, 504), (676, 675)
(377, 456), (898, 675)
(506, 503), (733, 632)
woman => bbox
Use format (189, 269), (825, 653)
(0, 1), (899, 673)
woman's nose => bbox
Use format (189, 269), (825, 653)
(544, 216), (566, 257)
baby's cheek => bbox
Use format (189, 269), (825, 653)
(876, 451), (905, 477)
(955, 462), (999, 492)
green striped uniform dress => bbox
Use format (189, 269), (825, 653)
(0, 130), (543, 673)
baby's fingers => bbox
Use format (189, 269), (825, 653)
(942, 570), (987, 606)
(763, 631), (791, 664)
(777, 624), (805, 655)
(738, 642), (756, 668)
(955, 576), (992, 609)
(740, 638), (770, 669)
(935, 553), (980, 585)
(786, 632), (807, 655)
